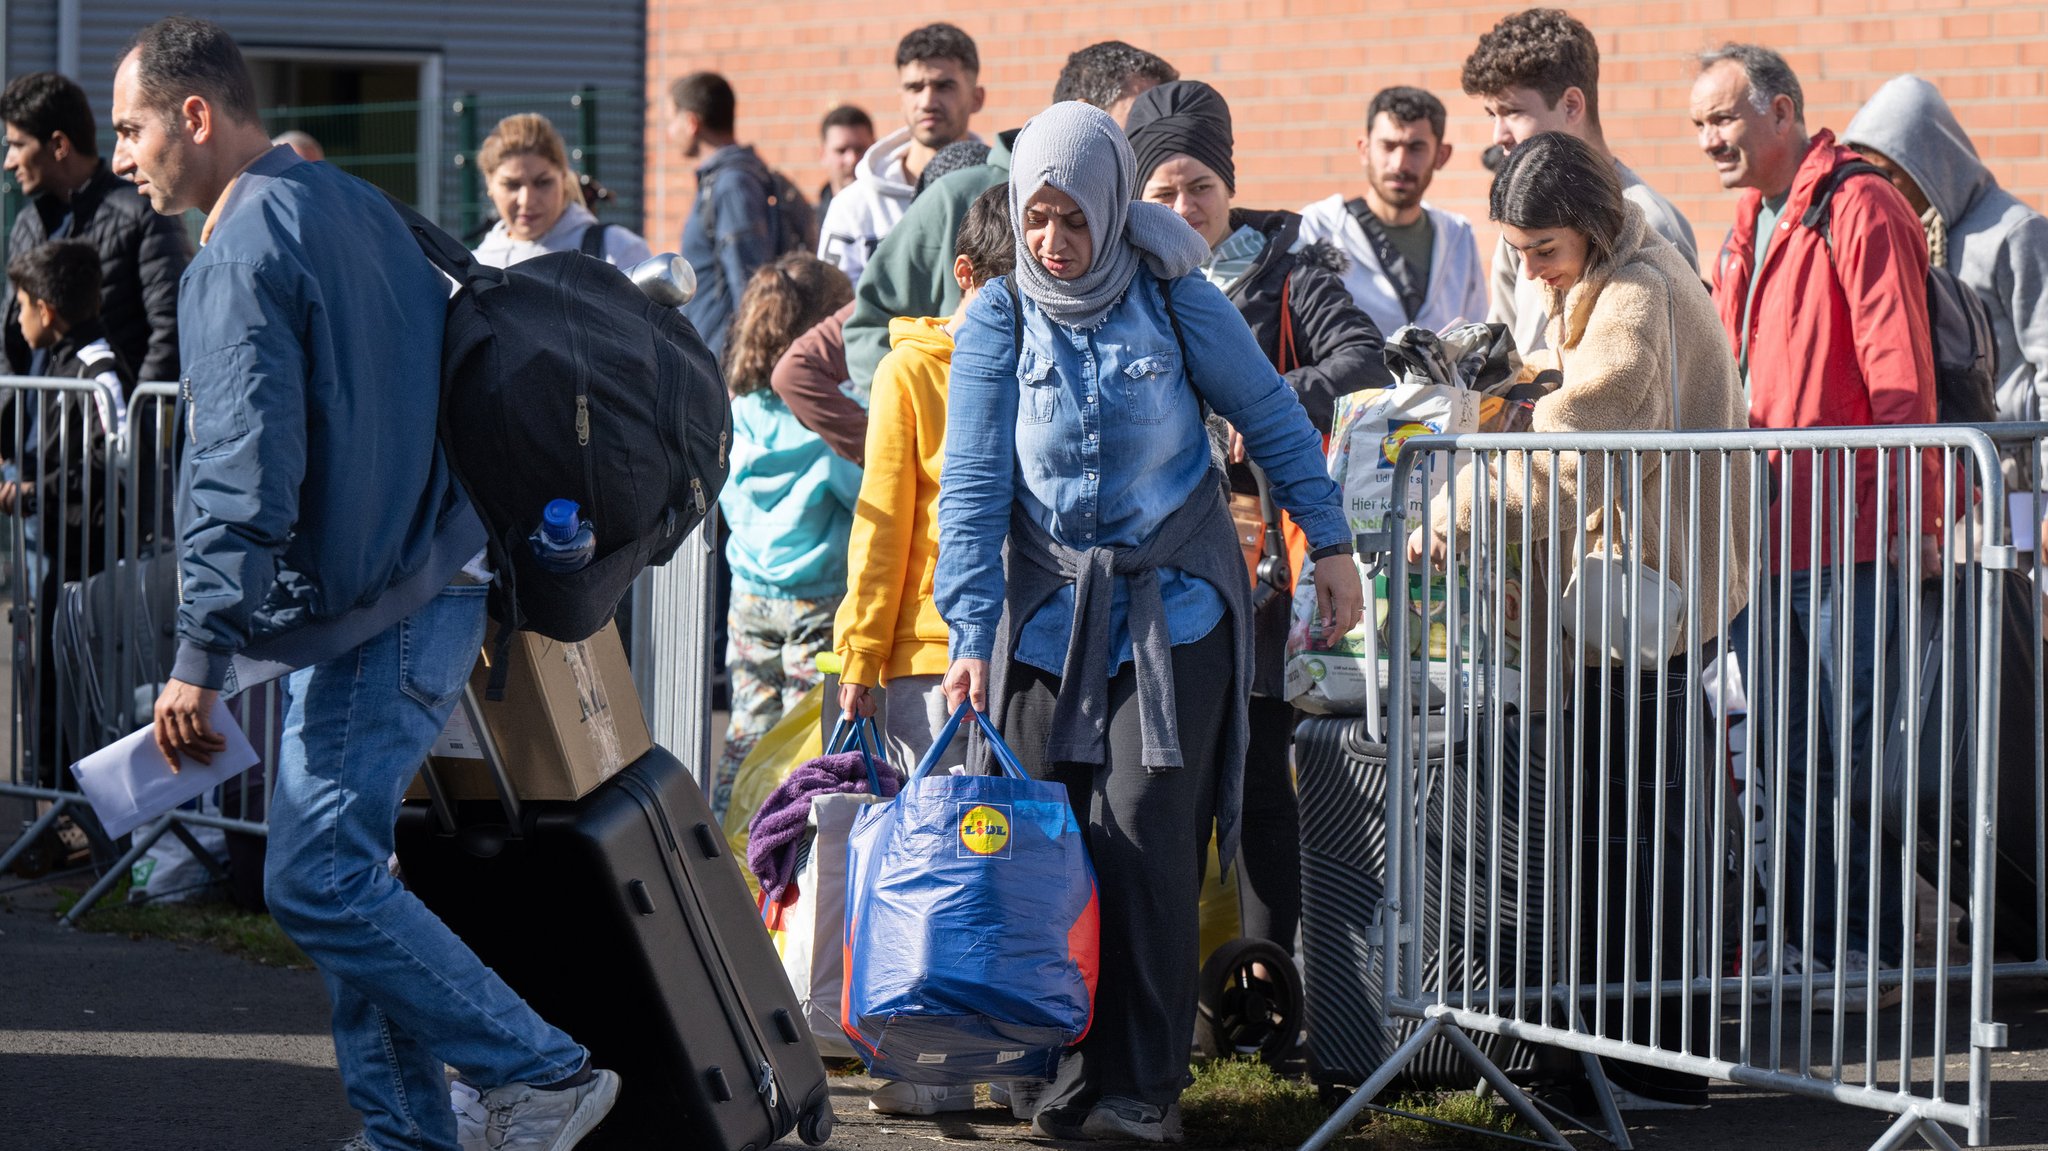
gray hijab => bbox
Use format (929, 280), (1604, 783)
(1008, 101), (1212, 330)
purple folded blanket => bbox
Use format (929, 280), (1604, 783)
(747, 749), (900, 903)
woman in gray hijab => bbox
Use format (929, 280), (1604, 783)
(933, 101), (1363, 1142)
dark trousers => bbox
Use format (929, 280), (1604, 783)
(1506, 659), (1712, 1104)
(1731, 562), (1905, 964)
(1237, 695), (1301, 951)
(999, 622), (1233, 1113)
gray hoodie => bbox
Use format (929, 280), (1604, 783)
(1844, 75), (2048, 422)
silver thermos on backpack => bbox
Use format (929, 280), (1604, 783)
(627, 254), (696, 308)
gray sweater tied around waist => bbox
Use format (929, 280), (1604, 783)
(981, 472), (1255, 866)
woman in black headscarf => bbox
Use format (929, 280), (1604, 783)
(1127, 81), (1390, 971)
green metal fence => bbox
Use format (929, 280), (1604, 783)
(3, 87), (642, 258)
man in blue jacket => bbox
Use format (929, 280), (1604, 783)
(117, 18), (616, 1150)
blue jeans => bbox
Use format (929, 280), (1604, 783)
(265, 585), (586, 1150)
(1731, 562), (1905, 965)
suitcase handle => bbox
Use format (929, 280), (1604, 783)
(418, 683), (525, 835)
(915, 701), (1028, 782)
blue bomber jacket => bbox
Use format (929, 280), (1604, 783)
(172, 146), (484, 692)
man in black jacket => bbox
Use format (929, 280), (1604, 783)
(4, 71), (190, 385)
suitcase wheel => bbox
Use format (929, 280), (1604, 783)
(1195, 937), (1305, 1065)
(799, 1101), (834, 1146)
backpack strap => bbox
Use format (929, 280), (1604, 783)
(1799, 160), (1887, 251)
(377, 193), (521, 696)
(380, 191), (497, 290)
(1158, 273), (1193, 366)
(1344, 196), (1426, 322)
(579, 221), (613, 259)
(1007, 274), (1024, 365)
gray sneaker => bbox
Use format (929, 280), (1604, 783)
(479, 1068), (621, 1151)
(335, 1137), (376, 1151)
(989, 1079), (1048, 1120)
(1080, 1098), (1184, 1144)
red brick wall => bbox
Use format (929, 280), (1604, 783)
(645, 1), (2048, 290)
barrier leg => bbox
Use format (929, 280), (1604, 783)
(0, 795), (71, 875)
(60, 812), (171, 925)
(164, 817), (230, 882)
(1866, 1110), (1964, 1151)
(1297, 1017), (1448, 1151)
(1519, 1050), (1634, 1151)
(1296, 1015), (1580, 1151)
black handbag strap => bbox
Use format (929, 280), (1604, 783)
(1345, 197), (1426, 323)
(579, 221), (613, 259)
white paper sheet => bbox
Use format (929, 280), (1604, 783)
(68, 701), (260, 839)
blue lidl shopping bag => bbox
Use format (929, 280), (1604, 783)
(842, 702), (1099, 1085)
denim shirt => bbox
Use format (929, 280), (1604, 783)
(936, 269), (1346, 676)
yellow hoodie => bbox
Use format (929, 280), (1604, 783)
(833, 316), (954, 686)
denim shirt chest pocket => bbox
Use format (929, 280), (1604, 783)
(1017, 346), (1060, 425)
(1113, 348), (1185, 424)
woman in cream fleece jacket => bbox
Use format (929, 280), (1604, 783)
(1409, 131), (1751, 1109)
(1414, 134), (1752, 677)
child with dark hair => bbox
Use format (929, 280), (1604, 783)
(5, 238), (135, 803)
(833, 181), (1017, 1122)
(5, 238), (133, 540)
(713, 253), (860, 819)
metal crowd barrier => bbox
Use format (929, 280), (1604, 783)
(1303, 426), (2019, 1151)
(0, 377), (283, 921)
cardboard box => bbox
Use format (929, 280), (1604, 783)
(409, 622), (651, 803)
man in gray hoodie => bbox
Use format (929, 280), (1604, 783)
(1843, 74), (2048, 423)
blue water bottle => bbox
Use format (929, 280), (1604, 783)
(529, 498), (596, 573)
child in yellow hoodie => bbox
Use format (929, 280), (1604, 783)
(835, 186), (1014, 782)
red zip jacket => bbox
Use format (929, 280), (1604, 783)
(1712, 130), (1938, 573)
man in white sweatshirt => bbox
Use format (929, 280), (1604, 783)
(817, 22), (984, 285)
(1461, 9), (1698, 356)
(1297, 86), (1487, 339)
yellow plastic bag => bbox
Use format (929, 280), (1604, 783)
(723, 684), (825, 888)
(1198, 835), (1243, 964)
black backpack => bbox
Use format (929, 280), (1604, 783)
(387, 199), (731, 669)
(1805, 161), (1999, 423)
(699, 158), (817, 258)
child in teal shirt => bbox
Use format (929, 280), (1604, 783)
(714, 254), (859, 818)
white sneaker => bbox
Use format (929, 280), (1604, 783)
(867, 1081), (977, 1116)
(1746, 941), (1828, 1001)
(1819, 950), (1905, 1013)
(478, 1068), (621, 1150)
(335, 1137), (376, 1151)
(988, 1079), (1047, 1120)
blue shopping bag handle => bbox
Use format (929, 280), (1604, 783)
(824, 715), (889, 795)
(914, 699), (1029, 782)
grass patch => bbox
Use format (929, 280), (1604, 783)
(1178, 1058), (1530, 1149)
(1366, 1090), (1528, 1146)
(1180, 1058), (1332, 1148)
(54, 880), (311, 970)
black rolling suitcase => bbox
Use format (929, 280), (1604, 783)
(1295, 714), (1537, 1090)
(1886, 571), (2042, 963)
(394, 718), (834, 1150)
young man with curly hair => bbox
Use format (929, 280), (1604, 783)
(1461, 8), (1698, 354)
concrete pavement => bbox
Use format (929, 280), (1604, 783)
(5, 830), (2046, 1150)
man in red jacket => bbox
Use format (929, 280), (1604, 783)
(1692, 42), (1936, 1011)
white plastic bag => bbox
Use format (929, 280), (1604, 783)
(776, 792), (882, 1058)
(128, 818), (229, 904)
